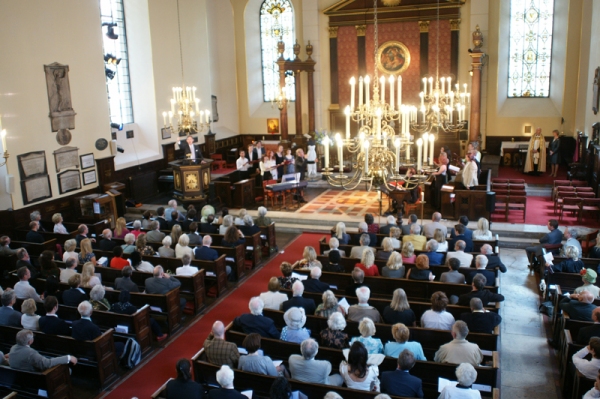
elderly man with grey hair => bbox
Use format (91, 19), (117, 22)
(480, 244), (507, 273)
(303, 267), (330, 294)
(460, 297), (502, 334)
(350, 233), (377, 259)
(255, 206), (272, 227)
(434, 320), (483, 367)
(30, 210), (46, 232)
(165, 199), (186, 222)
(9, 329), (77, 371)
(347, 286), (382, 323)
(402, 223), (427, 251)
(379, 215), (398, 236)
(208, 365), (246, 399)
(233, 297), (280, 338)
(422, 212), (447, 238)
(438, 363), (480, 398)
(464, 255), (496, 286)
(204, 320), (239, 368)
(446, 240), (474, 267)
(240, 215), (261, 237)
(282, 281), (316, 314)
(288, 338), (343, 386)
(353, 221), (377, 248)
(145, 265), (186, 309)
(561, 227), (582, 257)
(60, 257), (79, 284)
(72, 301), (102, 341)
(146, 221), (165, 243)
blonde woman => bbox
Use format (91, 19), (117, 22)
(356, 249), (379, 276)
(349, 317), (383, 354)
(81, 262), (101, 288)
(21, 298), (40, 330)
(382, 288), (415, 326)
(62, 239), (78, 262)
(135, 233), (155, 256)
(376, 237), (395, 261)
(383, 323), (426, 360)
(79, 238), (97, 265)
(382, 252), (405, 278)
(315, 290), (346, 318)
(170, 224), (183, 248)
(473, 218), (493, 240)
(114, 217), (130, 239)
(401, 241), (416, 264)
(175, 234), (194, 259)
(292, 246), (322, 270)
(158, 236), (175, 258)
(434, 228), (448, 252)
(121, 233), (136, 254)
(389, 227), (401, 249)
(333, 222), (351, 245)
(52, 213), (68, 234)
(235, 209), (248, 226)
(220, 215), (233, 235)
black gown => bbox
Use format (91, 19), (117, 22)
(275, 152), (285, 180)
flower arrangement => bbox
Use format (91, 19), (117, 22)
(314, 129), (334, 146)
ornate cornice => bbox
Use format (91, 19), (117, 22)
(450, 19), (461, 31)
(419, 20), (430, 33)
(355, 25), (367, 37)
(328, 27), (339, 38)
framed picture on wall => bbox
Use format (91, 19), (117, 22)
(79, 153), (94, 169)
(212, 95), (219, 122)
(267, 118), (279, 134)
(161, 127), (172, 140)
(376, 40), (411, 75)
(593, 67), (600, 115)
(82, 170), (97, 185)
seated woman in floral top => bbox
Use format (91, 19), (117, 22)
(350, 317), (383, 355)
(281, 307), (311, 344)
(319, 312), (348, 349)
(315, 290), (346, 318)
(277, 262), (299, 290)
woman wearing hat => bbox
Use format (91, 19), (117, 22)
(280, 307), (311, 344)
(575, 269), (600, 298)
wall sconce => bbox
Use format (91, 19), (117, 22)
(110, 122), (124, 131)
(104, 54), (121, 65)
(102, 23), (119, 40)
(105, 68), (116, 80)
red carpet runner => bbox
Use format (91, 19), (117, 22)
(101, 232), (323, 399)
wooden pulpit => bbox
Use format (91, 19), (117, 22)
(169, 159), (213, 201)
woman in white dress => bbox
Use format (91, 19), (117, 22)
(473, 218), (493, 240)
(339, 341), (380, 392)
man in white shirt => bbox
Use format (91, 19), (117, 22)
(236, 150), (249, 171)
(181, 135), (204, 161)
(446, 240), (474, 267)
(422, 212), (447, 239)
(462, 153), (479, 189)
(259, 277), (288, 310)
(60, 258), (78, 284)
(14, 266), (43, 302)
(573, 337), (600, 379)
(176, 254), (198, 276)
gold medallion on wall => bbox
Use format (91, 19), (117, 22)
(184, 172), (199, 191)
(376, 41), (411, 75)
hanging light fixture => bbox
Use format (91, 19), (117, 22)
(161, 0), (211, 135)
(410, 0), (470, 135)
(324, 0), (420, 191)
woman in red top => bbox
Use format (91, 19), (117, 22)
(355, 249), (380, 277)
(365, 213), (379, 234)
(110, 246), (130, 270)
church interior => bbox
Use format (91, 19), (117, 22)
(1, 0), (600, 398)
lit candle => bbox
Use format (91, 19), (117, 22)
(358, 77), (364, 108)
(429, 134), (435, 166)
(1, 129), (6, 151)
(195, 98), (200, 113)
(464, 83), (468, 95)
(323, 136), (330, 169)
(406, 143), (410, 161)
(168, 111), (173, 125)
(344, 106), (351, 140)
(205, 110), (210, 124)
(422, 133), (429, 165)
(162, 112), (167, 127)
(376, 108), (382, 141)
(447, 77), (452, 96)
(364, 76), (370, 108)
(416, 138), (423, 171)
(178, 110), (183, 123)
(398, 75), (402, 109)
(389, 76), (395, 110)
(380, 76), (385, 103)
(420, 92), (425, 108)
(364, 140), (369, 174)
(394, 138), (401, 173)
(428, 77), (433, 95)
(171, 99), (176, 115)
(192, 86), (197, 97)
(421, 191), (425, 202)
(422, 77), (427, 94)
(336, 134), (344, 174)
(440, 77), (445, 95)
(350, 77), (356, 110)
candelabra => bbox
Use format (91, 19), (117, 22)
(162, 86), (211, 135)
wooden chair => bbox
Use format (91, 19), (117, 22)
(508, 179), (525, 184)
(509, 190), (526, 196)
(491, 183), (508, 190)
(491, 178), (509, 183)
(577, 229), (598, 257)
(580, 198), (600, 223)
(507, 195), (526, 222)
(577, 192), (596, 199)
(260, 179), (278, 207)
(209, 154), (226, 171)
(571, 180), (589, 187)
(553, 186), (574, 201)
(555, 190), (576, 214)
(492, 195), (508, 221)
(508, 184), (525, 191)
(493, 189), (509, 195)
(404, 186), (423, 215)
(559, 197), (581, 223)
(575, 186), (593, 192)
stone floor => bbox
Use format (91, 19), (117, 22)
(498, 248), (561, 399)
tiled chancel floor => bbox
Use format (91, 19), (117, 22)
(498, 248), (561, 399)
(296, 189), (381, 217)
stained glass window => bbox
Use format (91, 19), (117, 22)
(508, 0), (554, 98)
(260, 0), (295, 102)
(100, 0), (133, 124)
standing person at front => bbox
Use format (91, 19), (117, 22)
(294, 148), (308, 203)
(181, 135), (204, 162)
(549, 129), (560, 177)
(430, 152), (448, 209)
(524, 127), (546, 175)
(462, 153), (479, 189)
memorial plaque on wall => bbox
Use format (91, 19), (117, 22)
(57, 170), (81, 194)
(17, 151), (48, 179)
(21, 175), (52, 205)
(53, 146), (79, 172)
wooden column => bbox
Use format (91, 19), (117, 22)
(469, 26), (485, 143)
(278, 60), (289, 144)
(294, 71), (302, 136)
(329, 27), (339, 105)
(307, 70), (315, 133)
(356, 25), (367, 77)
(450, 19), (461, 78)
(419, 21), (430, 76)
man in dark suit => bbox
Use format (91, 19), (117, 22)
(239, 216), (260, 237)
(233, 297), (280, 338)
(559, 291), (596, 321)
(187, 222), (201, 246)
(379, 215), (398, 236)
(25, 221), (44, 244)
(114, 266), (139, 292)
(459, 298), (502, 334)
(380, 349), (424, 398)
(463, 255), (496, 286)
(480, 244), (507, 273)
(458, 274), (505, 307)
(98, 229), (117, 251)
(194, 236), (219, 261)
(167, 211), (182, 230)
(62, 274), (89, 307)
(75, 224), (95, 247)
(39, 296), (71, 336)
(401, 214), (418, 236)
(0, 290), (22, 327)
(155, 207), (169, 231)
(71, 301), (102, 341)
(352, 222), (377, 248)
(302, 267), (330, 294)
(200, 214), (218, 234)
(577, 308), (600, 345)
(450, 215), (473, 241)
(207, 365), (247, 399)
(345, 268), (367, 297)
(525, 219), (563, 267)
(449, 223), (473, 253)
(252, 141), (265, 162)
(145, 266), (186, 309)
(181, 209), (197, 233)
(281, 281), (316, 314)
(15, 248), (39, 280)
(181, 135), (204, 161)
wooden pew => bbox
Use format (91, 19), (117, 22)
(150, 378), (173, 399)
(14, 229), (77, 247)
(0, 364), (72, 399)
(62, 220), (109, 238)
(8, 239), (57, 257)
(0, 325), (118, 388)
(259, 222), (277, 257)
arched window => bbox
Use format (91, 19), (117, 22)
(260, 0), (295, 102)
(100, 0), (133, 124)
(508, 0), (554, 98)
